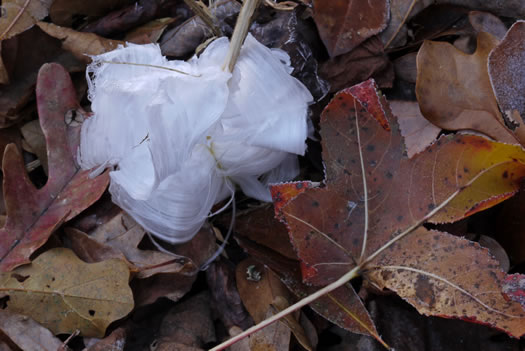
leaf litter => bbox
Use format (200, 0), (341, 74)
(2, 1), (525, 350)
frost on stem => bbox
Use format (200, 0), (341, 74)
(78, 34), (313, 244)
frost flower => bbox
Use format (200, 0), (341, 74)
(78, 34), (313, 243)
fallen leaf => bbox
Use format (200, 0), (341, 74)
(131, 227), (217, 306)
(236, 258), (313, 351)
(124, 17), (175, 44)
(0, 63), (109, 271)
(389, 100), (441, 158)
(435, 0), (525, 18)
(468, 11), (507, 40)
(274, 80), (525, 336)
(206, 257), (254, 330)
(0, 309), (63, 351)
(237, 237), (381, 341)
(393, 52), (417, 83)
(0, 126), (20, 165)
(0, 27), (82, 128)
(66, 211), (189, 278)
(488, 21), (525, 131)
(0, 248), (133, 337)
(380, 0), (427, 48)
(49, 0), (133, 26)
(0, 47), (8, 84)
(36, 22), (125, 63)
(503, 274), (525, 309)
(20, 119), (47, 173)
(154, 292), (215, 349)
(312, 0), (390, 57)
(416, 32), (525, 145)
(320, 36), (393, 93)
(0, 0), (52, 40)
(160, 0), (240, 58)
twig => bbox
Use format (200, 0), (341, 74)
(0, 0), (31, 41)
(222, 0), (260, 72)
(183, 0), (222, 37)
(384, 0), (418, 49)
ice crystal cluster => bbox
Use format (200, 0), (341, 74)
(78, 34), (312, 243)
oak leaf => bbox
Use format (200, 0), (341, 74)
(273, 79), (525, 336)
(416, 32), (525, 145)
(0, 0), (52, 40)
(0, 63), (109, 271)
(0, 248), (133, 337)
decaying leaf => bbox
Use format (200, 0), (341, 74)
(0, 0), (53, 40)
(389, 100), (441, 158)
(124, 17), (175, 44)
(49, 0), (133, 26)
(36, 22), (125, 63)
(416, 32), (525, 145)
(0, 248), (133, 337)
(488, 20), (525, 129)
(0, 309), (63, 351)
(273, 80), (525, 336)
(0, 63), (109, 271)
(312, 0), (390, 57)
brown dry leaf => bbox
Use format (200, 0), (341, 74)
(124, 17), (175, 44)
(380, 0), (428, 48)
(0, 248), (133, 337)
(36, 22), (124, 63)
(0, 47), (8, 84)
(20, 119), (47, 174)
(488, 21), (525, 130)
(468, 11), (507, 40)
(0, 27), (82, 128)
(207, 257), (254, 330)
(320, 36), (393, 93)
(0, 309), (63, 351)
(389, 100), (441, 158)
(49, 0), (133, 26)
(0, 0), (52, 40)
(435, 0), (525, 18)
(66, 212), (188, 278)
(132, 227), (217, 306)
(154, 292), (215, 350)
(416, 32), (525, 145)
(312, 0), (389, 57)
(228, 312), (291, 351)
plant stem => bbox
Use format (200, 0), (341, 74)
(182, 0), (222, 37)
(209, 265), (361, 351)
(222, 0), (260, 72)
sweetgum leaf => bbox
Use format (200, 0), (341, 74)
(273, 79), (525, 336)
(0, 63), (109, 271)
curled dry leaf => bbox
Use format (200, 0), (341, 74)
(416, 32), (525, 145)
(273, 79), (525, 336)
(312, 0), (390, 57)
(124, 17), (175, 44)
(488, 20), (525, 130)
(36, 22), (125, 63)
(0, 309), (63, 351)
(0, 248), (133, 337)
(0, 0), (52, 40)
(0, 63), (109, 271)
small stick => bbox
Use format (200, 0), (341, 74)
(0, 0), (31, 41)
(222, 0), (260, 72)
(183, 0), (222, 37)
